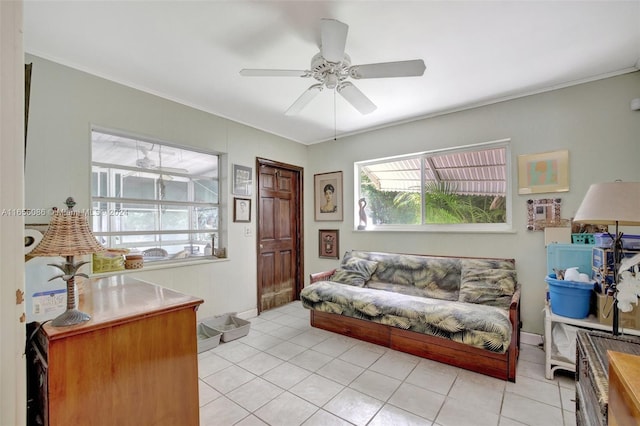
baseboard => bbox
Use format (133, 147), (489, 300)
(236, 308), (258, 320)
(521, 331), (543, 346)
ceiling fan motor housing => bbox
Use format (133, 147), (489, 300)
(136, 157), (155, 169)
(310, 52), (351, 89)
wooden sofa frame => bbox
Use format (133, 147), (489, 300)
(308, 269), (522, 382)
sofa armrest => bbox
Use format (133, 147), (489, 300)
(509, 287), (521, 312)
(310, 269), (336, 284)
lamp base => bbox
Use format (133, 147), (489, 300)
(51, 308), (91, 327)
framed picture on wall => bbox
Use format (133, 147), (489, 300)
(319, 229), (339, 259)
(518, 150), (569, 195)
(233, 198), (251, 222)
(526, 198), (564, 231)
(314, 171), (343, 221)
(232, 164), (253, 196)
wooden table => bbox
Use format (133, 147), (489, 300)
(26, 275), (203, 426)
(609, 351), (640, 426)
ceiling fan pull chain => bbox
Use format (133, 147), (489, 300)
(334, 89), (337, 141)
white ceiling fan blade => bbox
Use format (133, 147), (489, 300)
(158, 167), (189, 174)
(320, 18), (348, 63)
(240, 69), (308, 77)
(349, 59), (426, 79)
(337, 82), (377, 115)
(285, 84), (323, 115)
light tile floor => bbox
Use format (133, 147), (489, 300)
(198, 301), (576, 426)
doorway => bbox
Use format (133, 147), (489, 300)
(256, 158), (303, 313)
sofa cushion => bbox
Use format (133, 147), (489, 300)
(347, 250), (461, 301)
(459, 259), (517, 309)
(300, 280), (512, 353)
(330, 256), (379, 287)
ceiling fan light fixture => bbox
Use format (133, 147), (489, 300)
(325, 72), (339, 89)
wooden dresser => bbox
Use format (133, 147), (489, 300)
(608, 351), (640, 426)
(26, 276), (203, 426)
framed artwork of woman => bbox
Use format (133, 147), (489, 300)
(314, 171), (343, 221)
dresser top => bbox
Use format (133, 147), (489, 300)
(41, 275), (203, 339)
(608, 351), (640, 413)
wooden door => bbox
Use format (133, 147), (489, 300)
(256, 159), (303, 313)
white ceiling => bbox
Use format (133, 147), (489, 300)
(23, 1), (640, 145)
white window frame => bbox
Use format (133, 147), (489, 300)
(355, 139), (513, 233)
(91, 128), (221, 263)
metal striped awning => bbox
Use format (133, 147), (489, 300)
(361, 147), (506, 196)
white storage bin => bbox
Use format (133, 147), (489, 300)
(197, 322), (222, 353)
(202, 314), (251, 342)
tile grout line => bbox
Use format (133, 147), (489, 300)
(199, 302), (569, 425)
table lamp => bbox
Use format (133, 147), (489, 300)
(29, 198), (105, 326)
(573, 181), (640, 335)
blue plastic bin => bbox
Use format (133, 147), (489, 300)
(545, 273), (594, 319)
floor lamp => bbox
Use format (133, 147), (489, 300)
(29, 198), (105, 326)
(573, 181), (640, 335)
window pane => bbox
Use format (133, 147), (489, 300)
(358, 143), (508, 227)
(162, 179), (188, 202)
(195, 207), (218, 231)
(123, 175), (155, 199)
(360, 172), (421, 225)
(423, 181), (505, 224)
(91, 129), (220, 262)
(160, 207), (189, 231)
(195, 179), (218, 203)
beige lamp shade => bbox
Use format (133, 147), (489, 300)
(573, 182), (640, 226)
(30, 210), (105, 257)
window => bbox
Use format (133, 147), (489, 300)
(91, 129), (220, 262)
(356, 140), (511, 231)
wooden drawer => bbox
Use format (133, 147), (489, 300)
(576, 330), (640, 426)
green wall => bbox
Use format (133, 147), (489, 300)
(306, 71), (640, 335)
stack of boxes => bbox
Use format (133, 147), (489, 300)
(592, 233), (640, 329)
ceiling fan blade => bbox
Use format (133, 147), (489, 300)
(240, 69), (308, 77)
(349, 59), (426, 79)
(158, 167), (189, 174)
(320, 18), (348, 63)
(337, 82), (377, 114)
(285, 84), (323, 115)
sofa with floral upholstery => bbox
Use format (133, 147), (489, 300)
(300, 250), (521, 381)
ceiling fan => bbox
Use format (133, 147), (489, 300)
(135, 145), (188, 175)
(240, 18), (426, 115)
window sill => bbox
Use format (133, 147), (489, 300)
(353, 225), (516, 234)
(90, 256), (228, 279)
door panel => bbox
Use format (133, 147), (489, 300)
(277, 199), (291, 239)
(257, 160), (303, 313)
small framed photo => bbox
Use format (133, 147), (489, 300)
(314, 171), (343, 221)
(319, 229), (339, 259)
(526, 198), (562, 231)
(233, 198), (251, 222)
(232, 164), (253, 196)
(518, 150), (569, 195)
